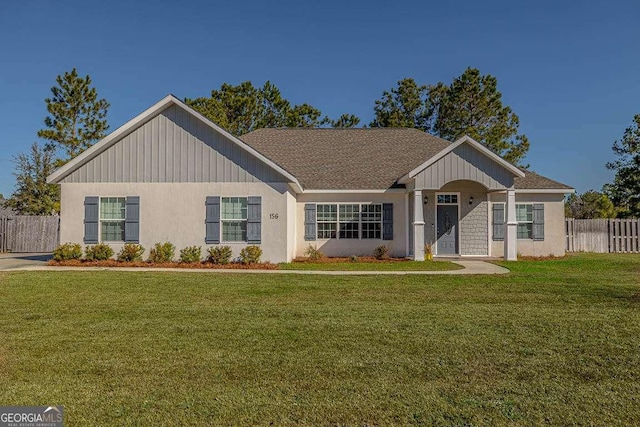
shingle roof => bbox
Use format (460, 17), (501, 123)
(241, 128), (451, 190)
(514, 170), (573, 190)
(240, 128), (573, 191)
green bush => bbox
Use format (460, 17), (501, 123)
(85, 243), (114, 261)
(148, 242), (175, 263)
(239, 245), (262, 264)
(349, 255), (359, 262)
(207, 246), (233, 264)
(53, 243), (83, 261)
(304, 245), (324, 261)
(373, 245), (389, 260)
(179, 246), (202, 263)
(117, 244), (145, 262)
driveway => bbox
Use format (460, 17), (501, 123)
(0, 253), (52, 271)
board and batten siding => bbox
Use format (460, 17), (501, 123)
(414, 143), (515, 190)
(61, 105), (287, 184)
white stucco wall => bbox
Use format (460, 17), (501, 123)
(295, 192), (408, 258)
(490, 192), (567, 257)
(60, 182), (293, 263)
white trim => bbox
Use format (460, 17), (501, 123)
(511, 189), (575, 194)
(47, 94), (304, 193)
(434, 192), (461, 256)
(487, 193), (492, 257)
(399, 135), (525, 183)
(302, 189), (406, 194)
(404, 192), (409, 257)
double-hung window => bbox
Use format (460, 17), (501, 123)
(361, 204), (382, 239)
(316, 203), (383, 239)
(317, 204), (337, 239)
(222, 197), (247, 242)
(100, 197), (126, 242)
(339, 204), (360, 239)
(516, 204), (533, 239)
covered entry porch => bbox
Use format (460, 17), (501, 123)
(399, 136), (525, 261)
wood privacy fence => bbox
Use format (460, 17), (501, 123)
(566, 218), (640, 253)
(0, 216), (60, 253)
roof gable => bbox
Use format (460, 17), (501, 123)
(47, 95), (301, 188)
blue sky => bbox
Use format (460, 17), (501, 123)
(0, 0), (638, 197)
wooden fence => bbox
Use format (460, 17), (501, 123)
(566, 218), (640, 253)
(0, 216), (60, 253)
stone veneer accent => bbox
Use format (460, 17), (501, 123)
(460, 197), (488, 255)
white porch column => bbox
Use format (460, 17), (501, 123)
(413, 190), (425, 261)
(504, 188), (517, 260)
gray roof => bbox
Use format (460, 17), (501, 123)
(241, 128), (451, 190)
(240, 128), (572, 191)
(514, 170), (573, 190)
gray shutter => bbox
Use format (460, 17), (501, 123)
(124, 196), (140, 243)
(533, 203), (545, 241)
(492, 203), (505, 241)
(247, 196), (262, 244)
(83, 196), (99, 244)
(382, 203), (393, 240)
(205, 196), (220, 244)
(304, 204), (316, 241)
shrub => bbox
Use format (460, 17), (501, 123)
(180, 246), (202, 263)
(53, 243), (82, 261)
(117, 244), (145, 262)
(304, 245), (324, 261)
(349, 255), (358, 262)
(373, 245), (389, 260)
(207, 246), (233, 265)
(148, 242), (175, 263)
(239, 245), (262, 264)
(85, 243), (114, 261)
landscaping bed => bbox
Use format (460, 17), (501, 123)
(280, 257), (461, 271)
(47, 259), (279, 269)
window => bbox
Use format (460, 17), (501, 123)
(361, 204), (382, 239)
(316, 203), (382, 239)
(100, 197), (126, 242)
(317, 204), (337, 239)
(222, 197), (247, 242)
(516, 204), (533, 239)
(437, 194), (458, 204)
(339, 204), (360, 239)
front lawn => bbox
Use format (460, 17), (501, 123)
(0, 253), (639, 425)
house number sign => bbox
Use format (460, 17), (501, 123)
(269, 213), (279, 220)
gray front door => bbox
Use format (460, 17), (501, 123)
(436, 205), (458, 255)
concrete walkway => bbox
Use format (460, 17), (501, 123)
(2, 260), (509, 275)
(0, 253), (52, 271)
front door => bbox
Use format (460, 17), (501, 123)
(436, 205), (458, 255)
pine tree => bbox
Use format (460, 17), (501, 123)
(370, 78), (432, 130)
(430, 68), (529, 165)
(604, 114), (640, 217)
(38, 68), (110, 164)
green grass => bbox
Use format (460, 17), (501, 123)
(279, 259), (462, 271)
(0, 253), (639, 425)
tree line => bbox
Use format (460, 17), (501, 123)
(2, 68), (639, 219)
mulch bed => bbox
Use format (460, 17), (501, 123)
(291, 256), (414, 264)
(47, 259), (279, 269)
